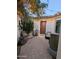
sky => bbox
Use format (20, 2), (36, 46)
(41, 0), (61, 16)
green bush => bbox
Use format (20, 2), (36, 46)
(19, 17), (34, 34)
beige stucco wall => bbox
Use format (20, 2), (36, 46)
(33, 15), (61, 35)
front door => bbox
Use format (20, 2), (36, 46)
(40, 21), (46, 34)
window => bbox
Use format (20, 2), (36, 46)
(55, 20), (61, 33)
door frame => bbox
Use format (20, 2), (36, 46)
(40, 21), (46, 34)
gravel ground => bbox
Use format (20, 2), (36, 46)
(18, 35), (52, 59)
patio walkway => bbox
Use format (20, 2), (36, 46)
(19, 35), (52, 59)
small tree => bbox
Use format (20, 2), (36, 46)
(29, 0), (48, 16)
(19, 16), (34, 35)
(18, 16), (34, 46)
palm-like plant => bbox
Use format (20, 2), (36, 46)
(17, 0), (48, 17)
(29, 0), (48, 16)
(37, 3), (48, 16)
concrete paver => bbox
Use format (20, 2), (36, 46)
(19, 36), (52, 59)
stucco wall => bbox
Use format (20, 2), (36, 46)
(34, 21), (56, 34)
(46, 22), (56, 33)
(33, 16), (60, 34)
(34, 21), (40, 33)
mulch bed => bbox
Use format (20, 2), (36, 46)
(17, 36), (34, 55)
(17, 36), (34, 46)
